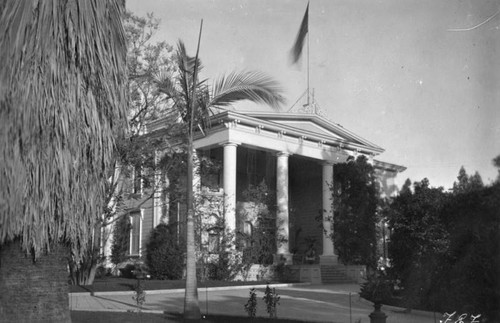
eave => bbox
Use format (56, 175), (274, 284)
(201, 110), (385, 156)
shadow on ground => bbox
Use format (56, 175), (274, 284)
(71, 311), (326, 323)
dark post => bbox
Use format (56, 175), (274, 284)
(369, 303), (387, 323)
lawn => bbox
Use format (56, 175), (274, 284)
(70, 277), (311, 322)
(71, 311), (313, 323)
(69, 277), (287, 293)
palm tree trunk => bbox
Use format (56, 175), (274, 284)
(183, 20), (203, 321)
(183, 138), (201, 320)
(0, 239), (71, 323)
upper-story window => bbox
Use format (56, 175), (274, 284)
(133, 166), (142, 195)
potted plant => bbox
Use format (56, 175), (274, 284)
(360, 270), (392, 322)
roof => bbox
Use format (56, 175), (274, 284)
(201, 110), (385, 156)
(239, 111), (384, 153)
(146, 109), (405, 171)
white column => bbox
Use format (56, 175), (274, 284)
(153, 150), (161, 228)
(223, 142), (238, 232)
(276, 152), (292, 264)
(320, 162), (338, 265)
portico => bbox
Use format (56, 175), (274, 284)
(188, 110), (385, 265)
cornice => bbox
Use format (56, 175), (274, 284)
(205, 110), (385, 156)
(373, 159), (407, 173)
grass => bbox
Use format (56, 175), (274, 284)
(70, 277), (310, 322)
(69, 276), (287, 293)
(71, 311), (314, 323)
(71, 311), (167, 323)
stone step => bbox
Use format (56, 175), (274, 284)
(320, 265), (356, 284)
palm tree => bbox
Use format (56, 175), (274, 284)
(156, 39), (285, 320)
(0, 1), (127, 321)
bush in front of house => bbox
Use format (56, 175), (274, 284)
(359, 270), (393, 305)
(205, 250), (243, 281)
(111, 215), (131, 266)
(145, 223), (184, 280)
(119, 261), (150, 279)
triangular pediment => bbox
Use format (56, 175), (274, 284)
(264, 119), (345, 140)
(238, 111), (383, 153)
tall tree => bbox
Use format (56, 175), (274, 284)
(67, 11), (178, 286)
(387, 178), (448, 310)
(493, 154), (500, 182)
(155, 38), (285, 320)
(0, 1), (127, 321)
(452, 166), (483, 194)
(386, 158), (499, 318)
(400, 178), (412, 194)
(452, 166), (470, 193)
(468, 171), (484, 190)
(124, 11), (175, 134)
(434, 181), (500, 320)
(332, 155), (379, 267)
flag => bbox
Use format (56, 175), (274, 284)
(290, 3), (309, 64)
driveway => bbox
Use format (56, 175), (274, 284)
(69, 283), (440, 323)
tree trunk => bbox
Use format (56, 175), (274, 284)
(0, 240), (71, 323)
(183, 141), (201, 320)
(183, 21), (202, 319)
(68, 222), (102, 286)
(68, 250), (98, 286)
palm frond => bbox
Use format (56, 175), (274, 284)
(0, 0), (127, 259)
(152, 69), (178, 99)
(209, 71), (286, 111)
(170, 40), (208, 127)
(176, 40), (203, 75)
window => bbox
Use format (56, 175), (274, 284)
(208, 231), (220, 254)
(243, 221), (253, 248)
(207, 226), (223, 254)
(133, 166), (142, 195)
(129, 211), (142, 256)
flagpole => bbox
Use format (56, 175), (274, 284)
(307, 16), (310, 107)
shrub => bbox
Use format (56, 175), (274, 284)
(205, 241), (245, 281)
(111, 215), (131, 266)
(94, 265), (109, 279)
(118, 261), (149, 279)
(206, 252), (241, 281)
(272, 262), (295, 282)
(145, 224), (184, 280)
(244, 288), (257, 318)
(360, 270), (393, 304)
(263, 284), (280, 318)
(132, 278), (146, 312)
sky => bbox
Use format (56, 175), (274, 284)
(127, 0), (500, 190)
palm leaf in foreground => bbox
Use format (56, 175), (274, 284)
(1, 1), (126, 320)
(0, 0), (127, 259)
